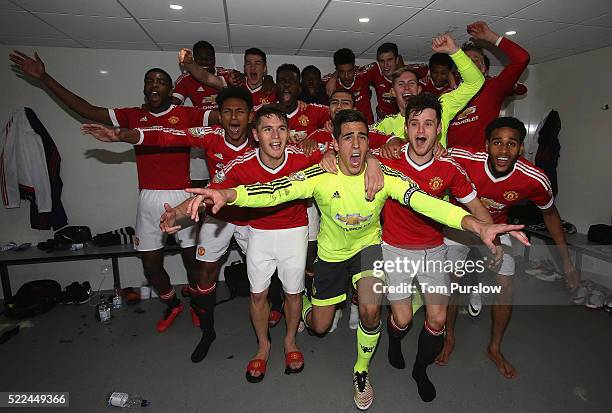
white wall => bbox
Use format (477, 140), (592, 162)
(513, 46), (612, 283)
(0, 45), (371, 298)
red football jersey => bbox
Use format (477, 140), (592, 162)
(419, 74), (455, 97)
(361, 62), (398, 119)
(210, 146), (324, 230)
(447, 37), (530, 151)
(374, 144), (476, 248)
(173, 68), (233, 111)
(286, 103), (330, 142)
(136, 125), (253, 225)
(245, 83), (277, 107)
(448, 147), (553, 224)
(108, 105), (206, 190)
(324, 71), (374, 124)
(306, 127), (392, 150)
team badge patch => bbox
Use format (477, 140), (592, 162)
(197, 247), (206, 256)
(298, 115), (309, 126)
(335, 213), (372, 226)
(168, 116), (179, 124)
(287, 171), (306, 181)
(188, 127), (206, 137)
(213, 170), (226, 183)
(456, 105), (476, 120)
(503, 191), (519, 201)
(480, 197), (506, 210)
(429, 177), (443, 191)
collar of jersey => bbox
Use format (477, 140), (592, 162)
(256, 147), (288, 173)
(484, 154), (517, 182)
(223, 133), (249, 151)
(286, 106), (299, 119)
(376, 62), (392, 83)
(404, 144), (434, 171)
(247, 83), (263, 93)
(148, 105), (176, 117)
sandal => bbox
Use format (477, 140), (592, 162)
(245, 359), (267, 383)
(268, 310), (283, 328)
(284, 351), (304, 375)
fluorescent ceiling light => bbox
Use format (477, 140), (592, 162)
(99, 70), (108, 74)
(358, 17), (370, 23)
(169, 4), (183, 10)
(505, 30), (517, 36)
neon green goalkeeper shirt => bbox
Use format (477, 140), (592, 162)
(229, 164), (469, 262)
(374, 49), (484, 147)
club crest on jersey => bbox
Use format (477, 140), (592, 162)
(480, 197), (505, 210)
(456, 105), (476, 120)
(188, 127), (206, 137)
(503, 191), (519, 201)
(298, 115), (309, 126)
(168, 116), (180, 124)
(287, 171), (306, 182)
(335, 213), (372, 226)
(429, 177), (443, 191)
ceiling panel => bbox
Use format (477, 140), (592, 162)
(34, 13), (151, 42)
(364, 35), (430, 61)
(230, 24), (309, 49)
(1, 35), (82, 48)
(0, 0), (23, 11)
(140, 20), (228, 46)
(523, 25), (612, 53)
(158, 43), (231, 53)
(0, 10), (68, 37)
(510, 0), (612, 24)
(302, 28), (381, 53)
(391, 9), (499, 39)
(120, 0), (225, 22)
(12, 0), (130, 17)
(315, 1), (420, 33)
(297, 49), (338, 57)
(428, 0), (538, 17)
(80, 40), (160, 51)
(580, 11), (612, 28)
(227, 0), (327, 28)
(347, 0), (430, 6)
(488, 18), (570, 43)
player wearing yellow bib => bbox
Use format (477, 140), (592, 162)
(184, 110), (524, 410)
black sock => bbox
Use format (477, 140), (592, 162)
(387, 313), (409, 369)
(269, 271), (283, 312)
(305, 274), (314, 300)
(191, 286), (217, 363)
(411, 323), (444, 402)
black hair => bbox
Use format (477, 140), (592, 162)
(333, 109), (368, 140)
(244, 47), (267, 63)
(330, 88), (355, 105)
(333, 48), (355, 66)
(404, 92), (442, 123)
(377, 42), (398, 57)
(254, 104), (288, 128)
(485, 117), (527, 142)
(215, 86), (253, 111)
(483, 54), (491, 71)
(144, 68), (172, 85)
(462, 41), (484, 57)
(193, 40), (215, 56)
(301, 65), (321, 78)
(428, 53), (453, 70)
(276, 63), (301, 82)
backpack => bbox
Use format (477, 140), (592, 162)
(588, 224), (612, 244)
(216, 261), (250, 305)
(4, 280), (62, 319)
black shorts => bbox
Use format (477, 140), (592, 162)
(311, 244), (384, 306)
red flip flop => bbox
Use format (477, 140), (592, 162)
(284, 351), (304, 375)
(268, 310), (282, 328)
(246, 359), (267, 383)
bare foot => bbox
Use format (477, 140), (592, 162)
(248, 341), (271, 379)
(284, 338), (303, 371)
(487, 346), (517, 379)
(435, 336), (455, 366)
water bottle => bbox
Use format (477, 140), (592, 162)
(107, 392), (149, 408)
(70, 243), (84, 251)
(98, 301), (111, 323)
(112, 288), (122, 309)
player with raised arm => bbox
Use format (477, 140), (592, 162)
(185, 109), (525, 410)
(9, 50), (206, 332)
(437, 117), (580, 378)
(82, 87), (255, 362)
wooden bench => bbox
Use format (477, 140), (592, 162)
(524, 228), (612, 271)
(0, 243), (181, 302)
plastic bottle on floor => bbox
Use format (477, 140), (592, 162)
(107, 392), (149, 408)
(112, 288), (122, 309)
